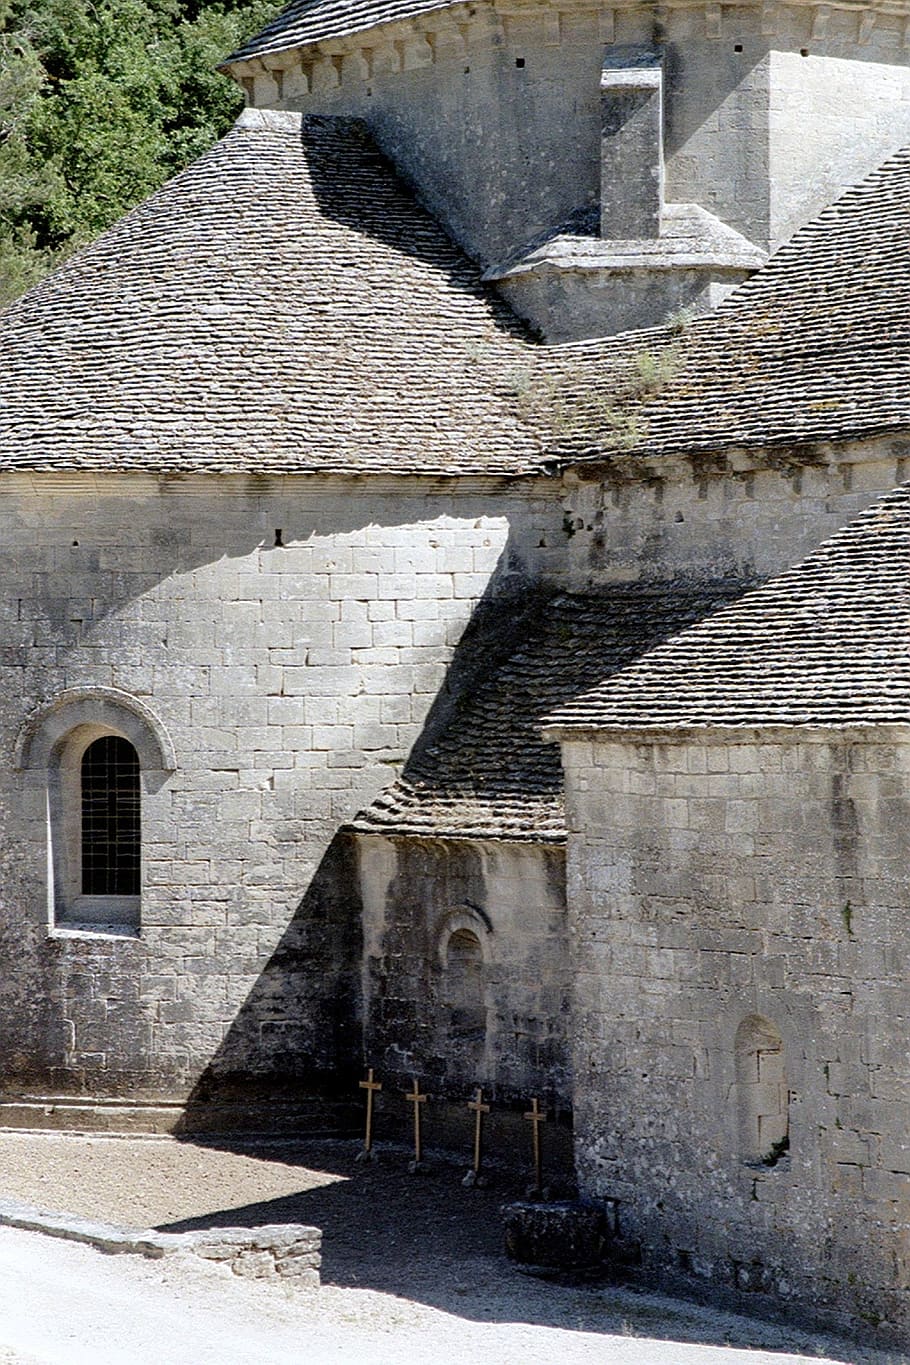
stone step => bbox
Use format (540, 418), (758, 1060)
(0, 1095), (359, 1137)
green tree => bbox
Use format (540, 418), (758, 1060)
(0, 0), (273, 306)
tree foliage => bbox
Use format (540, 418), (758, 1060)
(0, 0), (273, 306)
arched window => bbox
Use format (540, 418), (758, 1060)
(444, 927), (485, 1036)
(80, 736), (141, 897)
(735, 1015), (789, 1165)
(15, 687), (174, 938)
(45, 727), (143, 932)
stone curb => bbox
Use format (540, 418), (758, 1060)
(0, 1198), (322, 1284)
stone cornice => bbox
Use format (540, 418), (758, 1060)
(223, 0), (910, 103)
(543, 722), (910, 743)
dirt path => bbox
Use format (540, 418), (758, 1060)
(0, 1130), (901, 1364)
(0, 1222), (863, 1365)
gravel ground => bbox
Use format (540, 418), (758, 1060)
(0, 1129), (903, 1365)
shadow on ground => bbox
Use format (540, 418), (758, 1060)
(158, 1137), (862, 1362)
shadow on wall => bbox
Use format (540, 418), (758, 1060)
(172, 561), (761, 1136)
(300, 116), (532, 341)
(171, 572), (546, 1135)
(0, 476), (540, 1096)
(167, 559), (545, 1135)
(173, 833), (363, 1135)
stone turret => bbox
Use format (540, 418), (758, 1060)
(221, 0), (910, 339)
(483, 43), (765, 339)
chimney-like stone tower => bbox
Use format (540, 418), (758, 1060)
(222, 0), (910, 340)
(599, 46), (664, 240)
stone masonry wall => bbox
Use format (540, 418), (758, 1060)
(246, 2), (910, 272)
(357, 834), (571, 1107)
(564, 727), (910, 1342)
(769, 42), (910, 248)
(562, 438), (910, 592)
(0, 471), (563, 1104)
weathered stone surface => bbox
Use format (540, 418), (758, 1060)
(275, 1263), (321, 1286)
(185, 1224), (323, 1282)
(0, 1200), (322, 1286)
(231, 1249), (277, 1279)
(358, 837), (572, 1104)
(0, 114), (540, 479)
(228, 0), (910, 324)
(562, 723), (910, 1339)
(502, 1201), (605, 1269)
(8, 0), (910, 1345)
(545, 483), (910, 730)
(0, 475), (560, 1103)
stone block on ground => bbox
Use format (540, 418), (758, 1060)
(502, 1200), (605, 1270)
(188, 1223), (322, 1282)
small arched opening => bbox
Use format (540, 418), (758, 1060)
(16, 687), (174, 936)
(80, 735), (141, 898)
(735, 1014), (789, 1165)
(444, 927), (485, 1037)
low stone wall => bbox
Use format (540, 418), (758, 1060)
(188, 1225), (321, 1284)
(503, 1200), (605, 1270)
(0, 1199), (321, 1286)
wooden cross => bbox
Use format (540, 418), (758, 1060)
(467, 1087), (490, 1177)
(406, 1077), (428, 1166)
(524, 1097), (547, 1194)
(359, 1067), (382, 1155)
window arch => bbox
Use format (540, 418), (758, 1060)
(735, 1014), (789, 1165)
(16, 688), (174, 937)
(435, 911), (492, 1078)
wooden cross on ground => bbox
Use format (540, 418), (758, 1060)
(356, 1067), (382, 1161)
(406, 1076), (428, 1172)
(469, 1086), (491, 1184)
(524, 1096), (547, 1196)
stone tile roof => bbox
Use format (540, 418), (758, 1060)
(223, 0), (460, 65)
(543, 484), (910, 732)
(6, 107), (909, 481)
(350, 585), (738, 841)
(538, 146), (910, 464)
(0, 109), (539, 479)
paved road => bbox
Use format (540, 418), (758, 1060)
(0, 1224), (864, 1365)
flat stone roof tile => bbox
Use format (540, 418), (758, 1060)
(0, 110), (539, 479)
(544, 483), (910, 731)
(351, 584), (738, 840)
(223, 0), (462, 66)
(541, 147), (910, 465)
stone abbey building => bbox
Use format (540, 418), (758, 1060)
(3, 0), (910, 1342)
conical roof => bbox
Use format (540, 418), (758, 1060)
(0, 109), (538, 478)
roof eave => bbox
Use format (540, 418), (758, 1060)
(344, 821), (567, 846)
(542, 721), (910, 744)
(218, 0), (472, 73)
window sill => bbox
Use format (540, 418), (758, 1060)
(50, 923), (141, 940)
(52, 894), (140, 938)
